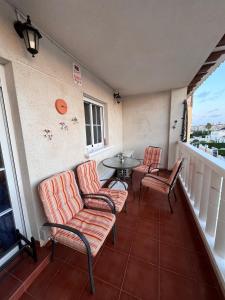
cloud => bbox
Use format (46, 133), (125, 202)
(195, 88), (225, 104)
(207, 108), (219, 113)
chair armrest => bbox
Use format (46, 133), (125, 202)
(144, 174), (171, 186)
(43, 222), (91, 253)
(82, 193), (116, 214)
(148, 162), (161, 173)
(107, 177), (128, 191)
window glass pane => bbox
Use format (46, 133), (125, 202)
(96, 106), (101, 125)
(97, 126), (102, 143)
(92, 105), (97, 124)
(0, 146), (3, 169)
(0, 171), (11, 214)
(93, 125), (98, 144)
(84, 102), (90, 124)
(86, 125), (92, 145)
(0, 212), (17, 257)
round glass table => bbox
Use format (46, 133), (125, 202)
(103, 157), (140, 170)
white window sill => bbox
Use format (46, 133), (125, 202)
(85, 145), (114, 158)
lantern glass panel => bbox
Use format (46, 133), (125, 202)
(28, 29), (35, 50)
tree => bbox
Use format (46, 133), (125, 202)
(206, 123), (212, 132)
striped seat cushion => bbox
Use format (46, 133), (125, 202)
(54, 209), (115, 256)
(142, 175), (170, 194)
(84, 188), (128, 213)
(133, 164), (159, 174)
(76, 160), (101, 194)
(38, 170), (84, 235)
(143, 147), (162, 167)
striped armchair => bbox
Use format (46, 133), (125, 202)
(132, 146), (162, 192)
(76, 160), (128, 213)
(38, 170), (116, 294)
(140, 159), (183, 213)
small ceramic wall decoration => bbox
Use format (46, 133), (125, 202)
(43, 129), (53, 140)
(59, 122), (68, 131)
(55, 99), (68, 114)
(71, 117), (78, 124)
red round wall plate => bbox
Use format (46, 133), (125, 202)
(55, 99), (68, 114)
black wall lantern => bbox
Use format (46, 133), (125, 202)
(14, 15), (42, 57)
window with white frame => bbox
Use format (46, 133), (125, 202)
(84, 97), (104, 151)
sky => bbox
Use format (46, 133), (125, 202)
(192, 60), (225, 126)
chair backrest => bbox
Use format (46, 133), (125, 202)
(168, 159), (183, 188)
(38, 170), (84, 234)
(76, 160), (101, 194)
(143, 146), (162, 167)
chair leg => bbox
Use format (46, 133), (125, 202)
(173, 189), (177, 202)
(168, 193), (173, 214)
(50, 238), (55, 262)
(87, 249), (95, 294)
(112, 224), (116, 245)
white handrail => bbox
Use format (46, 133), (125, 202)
(177, 141), (225, 293)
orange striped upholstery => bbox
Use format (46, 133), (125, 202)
(76, 160), (101, 194)
(38, 170), (115, 256)
(76, 160), (127, 213)
(38, 170), (84, 235)
(85, 188), (128, 212)
(54, 209), (115, 256)
(168, 159), (182, 185)
(133, 164), (159, 174)
(143, 147), (162, 167)
(142, 175), (169, 194)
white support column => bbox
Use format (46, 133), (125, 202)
(190, 157), (196, 203)
(199, 166), (211, 221)
(193, 160), (204, 211)
(214, 178), (225, 258)
(205, 171), (222, 237)
(188, 157), (194, 196)
(184, 154), (190, 189)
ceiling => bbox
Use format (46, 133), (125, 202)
(8, 0), (225, 96)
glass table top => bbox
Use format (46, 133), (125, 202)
(102, 157), (140, 170)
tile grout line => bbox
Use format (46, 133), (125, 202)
(118, 206), (139, 300)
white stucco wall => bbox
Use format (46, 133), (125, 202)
(0, 0), (123, 240)
(122, 87), (187, 169)
(122, 91), (171, 167)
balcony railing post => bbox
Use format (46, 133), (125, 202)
(205, 171), (222, 237)
(199, 166), (211, 221)
(193, 160), (204, 211)
(190, 157), (197, 203)
(214, 178), (225, 258)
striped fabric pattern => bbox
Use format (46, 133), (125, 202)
(85, 188), (128, 212)
(143, 147), (162, 167)
(142, 175), (170, 194)
(133, 164), (159, 174)
(54, 209), (115, 256)
(38, 170), (84, 235)
(76, 160), (101, 194)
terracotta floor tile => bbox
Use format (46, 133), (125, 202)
(27, 260), (64, 297)
(119, 291), (141, 300)
(192, 282), (221, 300)
(117, 213), (138, 232)
(160, 243), (194, 279)
(80, 278), (120, 300)
(191, 252), (218, 286)
(95, 247), (128, 288)
(0, 271), (22, 300)
(160, 268), (194, 300)
(136, 218), (159, 239)
(31, 264), (87, 299)
(123, 257), (158, 300)
(106, 227), (133, 254)
(20, 292), (35, 299)
(131, 233), (159, 265)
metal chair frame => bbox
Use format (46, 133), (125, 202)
(140, 160), (183, 213)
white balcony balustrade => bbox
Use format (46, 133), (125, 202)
(177, 141), (225, 290)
